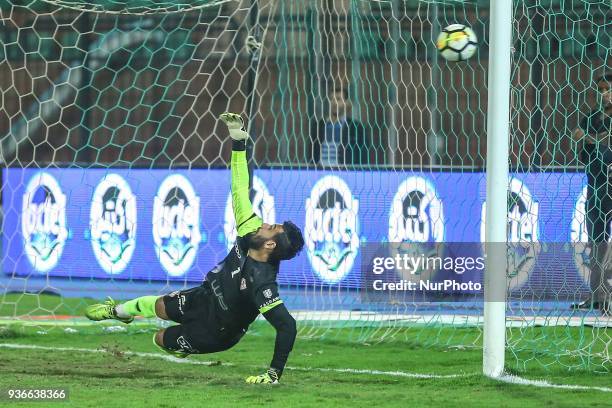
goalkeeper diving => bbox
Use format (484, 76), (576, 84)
(85, 113), (305, 384)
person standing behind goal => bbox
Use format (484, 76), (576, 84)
(572, 73), (612, 316)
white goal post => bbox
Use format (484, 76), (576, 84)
(483, 0), (513, 378)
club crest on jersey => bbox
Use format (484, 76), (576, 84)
(481, 177), (540, 289)
(388, 176), (445, 281)
(90, 174), (137, 274)
(21, 172), (68, 272)
(263, 288), (273, 299)
(224, 175), (275, 251)
(240, 278), (247, 290)
(152, 174), (201, 276)
(305, 175), (360, 283)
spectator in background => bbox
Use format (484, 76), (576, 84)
(310, 86), (370, 166)
(572, 72), (612, 316)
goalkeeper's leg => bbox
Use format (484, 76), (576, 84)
(153, 287), (244, 358)
(84, 295), (169, 324)
(85, 293), (192, 357)
(154, 321), (244, 359)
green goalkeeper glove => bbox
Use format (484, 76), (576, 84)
(245, 368), (280, 384)
(219, 112), (248, 141)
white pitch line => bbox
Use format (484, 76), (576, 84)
(1, 343), (610, 392)
(495, 374), (612, 393)
(285, 365), (469, 379)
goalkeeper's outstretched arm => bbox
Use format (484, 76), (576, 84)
(246, 303), (297, 384)
(220, 112), (263, 237)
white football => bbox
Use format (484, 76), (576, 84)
(436, 24), (478, 62)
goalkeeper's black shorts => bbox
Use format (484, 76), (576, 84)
(161, 285), (244, 354)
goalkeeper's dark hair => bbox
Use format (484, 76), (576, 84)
(272, 221), (304, 261)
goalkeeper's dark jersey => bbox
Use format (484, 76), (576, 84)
(162, 138), (295, 375)
(199, 141), (295, 374)
(205, 238), (282, 334)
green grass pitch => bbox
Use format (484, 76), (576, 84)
(0, 294), (610, 407)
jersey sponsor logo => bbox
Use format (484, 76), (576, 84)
(89, 174), (137, 274)
(259, 296), (280, 310)
(224, 175), (275, 251)
(152, 174), (201, 276)
(178, 294), (186, 315)
(388, 177), (445, 282)
(22, 172), (68, 272)
(481, 177), (540, 289)
(305, 175), (360, 283)
(263, 288), (273, 299)
(210, 278), (228, 311)
(176, 335), (197, 353)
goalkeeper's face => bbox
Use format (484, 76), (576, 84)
(249, 223), (284, 250)
(248, 221), (304, 262)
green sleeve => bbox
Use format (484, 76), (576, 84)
(231, 150), (262, 237)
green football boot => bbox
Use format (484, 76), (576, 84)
(85, 297), (134, 324)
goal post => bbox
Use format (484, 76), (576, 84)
(483, 0), (512, 378)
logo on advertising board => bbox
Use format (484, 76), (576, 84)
(90, 174), (137, 274)
(21, 172), (68, 272)
(389, 176), (445, 243)
(305, 175), (359, 283)
(569, 185), (612, 285)
(152, 174), (201, 276)
(224, 175), (275, 251)
(481, 177), (540, 289)
(388, 176), (445, 281)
